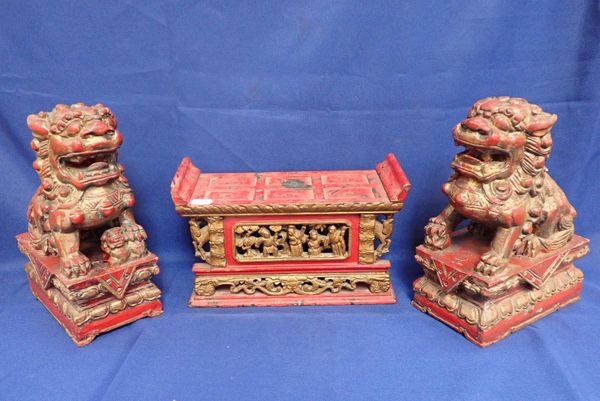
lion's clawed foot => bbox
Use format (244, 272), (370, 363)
(61, 252), (91, 278)
(475, 251), (508, 276)
(424, 217), (451, 250)
(514, 235), (542, 258)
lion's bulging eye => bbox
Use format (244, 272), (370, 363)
(492, 115), (511, 131)
(67, 121), (82, 135)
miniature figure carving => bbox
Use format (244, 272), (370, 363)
(257, 227), (279, 257)
(327, 225), (348, 256)
(424, 96), (576, 276)
(26, 103), (149, 278)
(287, 225), (307, 256)
(307, 229), (326, 256)
(190, 216), (226, 266)
(233, 225), (257, 256)
(374, 215), (394, 257)
(233, 223), (350, 260)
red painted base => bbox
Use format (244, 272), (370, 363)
(17, 233), (163, 346)
(28, 274), (163, 346)
(412, 276), (581, 347)
(412, 232), (589, 347)
(190, 282), (396, 308)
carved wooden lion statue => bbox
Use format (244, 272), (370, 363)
(26, 103), (147, 277)
(424, 96), (576, 275)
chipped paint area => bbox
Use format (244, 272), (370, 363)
(281, 178), (312, 190)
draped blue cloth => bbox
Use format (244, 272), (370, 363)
(1, 1), (599, 400)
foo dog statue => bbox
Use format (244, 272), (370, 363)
(17, 103), (162, 346)
(424, 96), (576, 275)
(412, 96), (589, 346)
(26, 103), (147, 277)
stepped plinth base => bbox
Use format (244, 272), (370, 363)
(412, 269), (582, 347)
(18, 233), (163, 346)
(412, 231), (589, 347)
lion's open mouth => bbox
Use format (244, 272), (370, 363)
(58, 150), (119, 184)
(458, 147), (509, 164)
(451, 145), (511, 181)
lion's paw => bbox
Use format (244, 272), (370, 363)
(514, 235), (542, 258)
(61, 252), (91, 278)
(475, 251), (508, 276)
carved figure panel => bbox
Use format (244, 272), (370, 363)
(233, 222), (350, 261)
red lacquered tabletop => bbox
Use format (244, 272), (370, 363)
(171, 154), (410, 214)
(190, 170), (390, 206)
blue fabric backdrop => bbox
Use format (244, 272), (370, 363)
(1, 1), (599, 400)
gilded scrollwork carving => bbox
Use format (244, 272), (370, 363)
(194, 272), (391, 297)
(207, 216), (226, 266)
(51, 265), (160, 304)
(233, 222), (349, 262)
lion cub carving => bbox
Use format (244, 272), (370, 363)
(424, 97), (576, 276)
(26, 103), (147, 278)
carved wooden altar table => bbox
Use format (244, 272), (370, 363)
(171, 154), (411, 307)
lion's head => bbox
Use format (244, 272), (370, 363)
(450, 96), (556, 182)
(27, 103), (123, 190)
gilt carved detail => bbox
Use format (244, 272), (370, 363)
(194, 272), (391, 297)
(233, 222), (349, 262)
(189, 217), (226, 267)
(359, 214), (394, 264)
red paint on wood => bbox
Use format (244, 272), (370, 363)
(376, 153), (411, 202)
(172, 155), (411, 308)
(173, 154), (410, 208)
